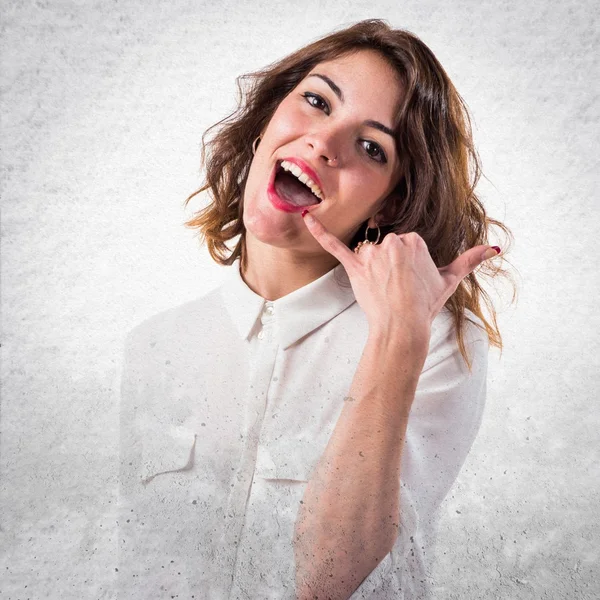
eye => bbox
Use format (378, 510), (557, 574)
(361, 140), (387, 164)
(301, 91), (388, 165)
(301, 92), (330, 115)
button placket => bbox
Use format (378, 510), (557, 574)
(257, 302), (275, 341)
(228, 304), (280, 595)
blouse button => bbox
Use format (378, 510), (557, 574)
(257, 331), (264, 340)
(265, 306), (274, 315)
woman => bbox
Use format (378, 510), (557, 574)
(118, 19), (512, 600)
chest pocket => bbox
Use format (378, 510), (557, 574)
(140, 423), (197, 485)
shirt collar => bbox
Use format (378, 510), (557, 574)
(220, 258), (357, 350)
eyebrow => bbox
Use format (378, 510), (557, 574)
(306, 73), (396, 139)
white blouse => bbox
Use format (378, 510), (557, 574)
(116, 257), (488, 599)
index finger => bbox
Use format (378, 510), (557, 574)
(302, 210), (358, 271)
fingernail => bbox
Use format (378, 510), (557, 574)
(302, 209), (314, 223)
(481, 246), (501, 260)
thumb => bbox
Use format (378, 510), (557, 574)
(442, 245), (502, 281)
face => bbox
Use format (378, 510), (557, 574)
(242, 49), (404, 257)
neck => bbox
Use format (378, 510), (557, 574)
(240, 233), (339, 301)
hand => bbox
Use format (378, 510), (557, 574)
(302, 211), (500, 337)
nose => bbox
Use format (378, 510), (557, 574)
(304, 126), (342, 166)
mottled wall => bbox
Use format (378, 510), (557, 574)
(1, 1), (598, 598)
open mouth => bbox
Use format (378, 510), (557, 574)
(272, 160), (323, 208)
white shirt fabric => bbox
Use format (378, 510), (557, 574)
(116, 257), (488, 599)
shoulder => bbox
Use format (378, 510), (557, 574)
(423, 307), (489, 372)
(122, 288), (222, 357)
(431, 306), (488, 347)
(412, 308), (490, 439)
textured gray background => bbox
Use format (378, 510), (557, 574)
(1, 0), (598, 598)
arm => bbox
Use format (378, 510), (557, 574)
(296, 210), (498, 599)
(293, 324), (429, 600)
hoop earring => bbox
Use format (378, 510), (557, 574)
(252, 136), (261, 155)
(353, 222), (381, 254)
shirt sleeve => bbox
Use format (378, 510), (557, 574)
(349, 311), (489, 599)
(115, 327), (147, 593)
(404, 312), (489, 518)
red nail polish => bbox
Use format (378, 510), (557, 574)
(491, 246), (501, 254)
(301, 209), (309, 217)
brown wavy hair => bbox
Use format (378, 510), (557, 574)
(183, 18), (515, 370)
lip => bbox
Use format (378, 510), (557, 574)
(267, 160), (321, 214)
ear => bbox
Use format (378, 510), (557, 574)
(367, 215), (380, 229)
(371, 191), (402, 229)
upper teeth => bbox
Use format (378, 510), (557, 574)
(280, 160), (324, 201)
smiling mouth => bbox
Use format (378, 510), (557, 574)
(272, 160), (323, 208)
